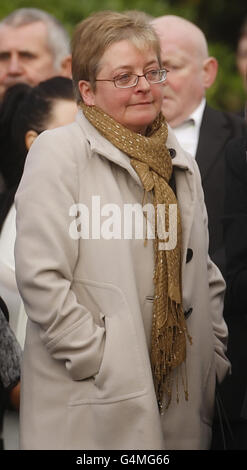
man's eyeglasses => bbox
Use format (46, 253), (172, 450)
(95, 69), (168, 89)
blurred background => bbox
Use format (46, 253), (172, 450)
(0, 0), (246, 114)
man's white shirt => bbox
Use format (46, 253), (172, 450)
(172, 98), (206, 157)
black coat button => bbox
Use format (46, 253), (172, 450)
(184, 307), (193, 319)
(169, 148), (176, 159)
(186, 248), (193, 263)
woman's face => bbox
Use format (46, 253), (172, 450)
(80, 40), (164, 134)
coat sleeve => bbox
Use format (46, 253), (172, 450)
(14, 127), (105, 381)
(192, 159), (231, 383)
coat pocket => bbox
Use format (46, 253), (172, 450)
(93, 312), (146, 401)
(69, 279), (147, 404)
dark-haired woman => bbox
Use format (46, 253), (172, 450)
(0, 77), (77, 449)
(0, 76), (77, 349)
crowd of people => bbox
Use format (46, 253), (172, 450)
(0, 6), (247, 451)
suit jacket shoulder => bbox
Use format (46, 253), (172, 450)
(196, 104), (247, 179)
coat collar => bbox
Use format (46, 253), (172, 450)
(76, 110), (196, 261)
(76, 110), (194, 186)
(76, 111), (140, 184)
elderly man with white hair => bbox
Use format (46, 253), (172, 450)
(152, 15), (247, 277)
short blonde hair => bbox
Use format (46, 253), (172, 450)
(71, 10), (161, 103)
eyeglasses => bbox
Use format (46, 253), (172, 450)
(95, 69), (168, 88)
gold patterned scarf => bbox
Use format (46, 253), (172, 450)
(81, 103), (192, 411)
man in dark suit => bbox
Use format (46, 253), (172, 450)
(152, 15), (247, 277)
(152, 15), (247, 449)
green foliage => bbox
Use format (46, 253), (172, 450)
(0, 0), (246, 112)
(0, 0), (170, 25)
(207, 42), (246, 112)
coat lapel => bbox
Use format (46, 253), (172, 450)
(166, 130), (197, 267)
(176, 167), (197, 269)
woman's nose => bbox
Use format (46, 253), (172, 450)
(136, 75), (151, 91)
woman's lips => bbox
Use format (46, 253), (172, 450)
(129, 101), (153, 106)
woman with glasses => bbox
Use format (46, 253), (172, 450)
(15, 11), (230, 450)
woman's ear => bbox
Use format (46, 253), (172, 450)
(78, 80), (95, 106)
(25, 130), (38, 150)
(203, 57), (218, 89)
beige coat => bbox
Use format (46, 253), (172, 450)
(15, 111), (230, 450)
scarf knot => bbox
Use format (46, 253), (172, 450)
(130, 161), (155, 192)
